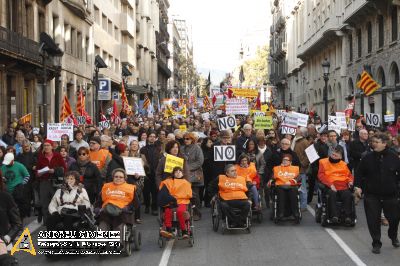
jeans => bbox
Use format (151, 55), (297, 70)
(299, 173), (308, 209)
(250, 185), (259, 206)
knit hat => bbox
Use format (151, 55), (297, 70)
(90, 136), (101, 145)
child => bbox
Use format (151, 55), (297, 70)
(158, 167), (192, 239)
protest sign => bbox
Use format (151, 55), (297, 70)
(336, 112), (348, 129)
(366, 113), (381, 127)
(384, 114), (395, 122)
(305, 145), (320, 164)
(348, 119), (356, 132)
(281, 126), (296, 135)
(254, 116), (273, 130)
(77, 116), (86, 125)
(217, 116), (237, 130)
(99, 120), (110, 130)
(281, 112), (298, 128)
(328, 116), (341, 134)
(164, 154), (184, 173)
(292, 112), (308, 128)
(123, 157), (145, 176)
(214, 145), (236, 161)
(201, 112), (210, 120)
(179, 124), (187, 132)
(47, 123), (73, 141)
(226, 99), (249, 115)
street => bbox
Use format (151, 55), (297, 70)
(14, 199), (400, 266)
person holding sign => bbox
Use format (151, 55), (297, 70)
(158, 167), (193, 239)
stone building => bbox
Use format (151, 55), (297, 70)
(276, 0), (400, 120)
(167, 17), (181, 98)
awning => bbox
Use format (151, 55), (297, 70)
(127, 85), (149, 94)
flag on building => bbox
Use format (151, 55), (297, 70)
(143, 93), (151, 110)
(60, 95), (76, 123)
(19, 113), (32, 124)
(120, 82), (130, 114)
(356, 70), (381, 96)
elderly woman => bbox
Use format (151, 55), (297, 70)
(69, 147), (102, 204)
(181, 132), (204, 219)
(14, 130), (26, 156)
(47, 171), (90, 230)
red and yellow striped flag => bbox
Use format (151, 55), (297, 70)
(19, 113), (32, 124)
(143, 93), (151, 109)
(77, 89), (85, 116)
(356, 70), (381, 96)
(60, 95), (74, 122)
(121, 82), (129, 114)
(203, 95), (211, 109)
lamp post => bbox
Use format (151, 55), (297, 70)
(94, 55), (107, 125)
(322, 58), (330, 122)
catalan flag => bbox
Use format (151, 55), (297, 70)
(76, 88), (92, 124)
(143, 93), (151, 110)
(60, 95), (76, 123)
(19, 113), (32, 124)
(203, 95), (211, 109)
(121, 82), (130, 114)
(356, 70), (381, 96)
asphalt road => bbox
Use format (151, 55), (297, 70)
(13, 200), (400, 266)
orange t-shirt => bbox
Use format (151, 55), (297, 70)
(273, 165), (300, 186)
(90, 149), (111, 170)
(159, 178), (192, 204)
(218, 175), (248, 201)
(235, 163), (258, 183)
(101, 182), (136, 209)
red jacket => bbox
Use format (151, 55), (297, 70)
(36, 152), (67, 181)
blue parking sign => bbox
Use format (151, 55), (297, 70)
(98, 78), (111, 100)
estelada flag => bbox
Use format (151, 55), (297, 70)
(120, 82), (129, 114)
(60, 95), (76, 123)
(76, 89), (92, 124)
(143, 93), (151, 110)
(356, 70), (381, 96)
(203, 95), (211, 109)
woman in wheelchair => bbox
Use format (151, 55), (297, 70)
(158, 167), (192, 239)
(208, 164), (251, 227)
(270, 154), (300, 220)
(47, 171), (91, 230)
(96, 168), (139, 235)
(235, 154), (261, 210)
(318, 146), (354, 225)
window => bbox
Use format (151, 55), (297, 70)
(349, 34), (353, 61)
(392, 7), (398, 41)
(367, 22), (372, 53)
(71, 28), (76, 57)
(378, 15), (384, 48)
(85, 37), (89, 62)
(108, 19), (113, 35)
(38, 12), (45, 40)
(64, 24), (71, 54)
(77, 31), (82, 59)
(94, 6), (100, 24)
(114, 26), (119, 41)
(52, 16), (59, 39)
(102, 14), (107, 31)
(95, 45), (100, 57)
(115, 58), (120, 73)
(357, 29), (362, 58)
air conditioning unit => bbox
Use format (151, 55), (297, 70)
(281, 42), (287, 51)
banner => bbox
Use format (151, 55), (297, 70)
(230, 88), (259, 98)
(281, 112), (298, 128)
(365, 113), (381, 127)
(336, 112), (348, 129)
(226, 99), (249, 115)
(47, 123), (73, 141)
(384, 114), (395, 122)
(292, 112), (308, 127)
(217, 116), (237, 130)
(179, 125), (187, 132)
(254, 116), (273, 130)
(328, 116), (341, 134)
(164, 154), (184, 173)
(213, 145), (236, 161)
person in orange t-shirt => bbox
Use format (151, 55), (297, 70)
(158, 167), (192, 239)
(318, 146), (353, 225)
(271, 153), (300, 220)
(235, 154), (261, 210)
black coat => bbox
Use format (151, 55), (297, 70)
(0, 191), (22, 241)
(69, 160), (102, 203)
(349, 139), (369, 171)
(309, 140), (329, 178)
(268, 149), (300, 174)
(355, 148), (400, 198)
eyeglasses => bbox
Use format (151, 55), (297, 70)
(78, 153), (87, 156)
(113, 175), (125, 179)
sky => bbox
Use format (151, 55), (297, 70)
(169, 0), (271, 84)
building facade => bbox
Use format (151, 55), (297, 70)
(167, 17), (181, 98)
(278, 0), (400, 120)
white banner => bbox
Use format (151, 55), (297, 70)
(122, 157), (145, 176)
(366, 113), (381, 127)
(217, 116), (237, 131)
(225, 99), (249, 115)
(47, 123), (73, 141)
(336, 112), (348, 129)
(213, 145), (236, 161)
(348, 119), (356, 132)
(281, 112), (298, 128)
(292, 112), (308, 127)
(384, 114), (395, 122)
(328, 116), (341, 134)
(281, 126), (296, 135)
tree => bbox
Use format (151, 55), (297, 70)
(241, 45), (269, 87)
(178, 53), (200, 95)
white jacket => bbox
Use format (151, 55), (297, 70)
(48, 185), (91, 215)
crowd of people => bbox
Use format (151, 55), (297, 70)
(0, 110), (400, 259)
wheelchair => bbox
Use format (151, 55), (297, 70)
(315, 182), (356, 227)
(158, 204), (194, 248)
(211, 196), (252, 234)
(270, 182), (302, 224)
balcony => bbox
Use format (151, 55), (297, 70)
(343, 0), (382, 25)
(0, 26), (59, 71)
(60, 0), (91, 20)
(274, 16), (286, 34)
(120, 43), (136, 66)
(136, 18), (140, 32)
(121, 14), (135, 37)
(157, 53), (171, 78)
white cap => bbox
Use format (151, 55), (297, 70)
(2, 153), (14, 165)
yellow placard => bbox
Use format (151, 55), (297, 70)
(230, 88), (259, 98)
(164, 154), (184, 173)
(254, 116), (273, 130)
(179, 125), (187, 132)
(11, 227), (36, 256)
(261, 104), (269, 113)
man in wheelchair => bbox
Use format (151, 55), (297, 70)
(318, 146), (354, 226)
(47, 171), (92, 231)
(158, 167), (193, 239)
(96, 168), (139, 241)
(208, 164), (251, 228)
(270, 154), (300, 221)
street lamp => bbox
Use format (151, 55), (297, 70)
(39, 32), (63, 134)
(94, 55), (107, 125)
(322, 58), (330, 122)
